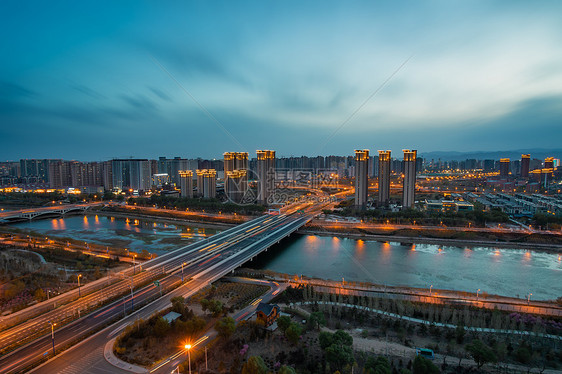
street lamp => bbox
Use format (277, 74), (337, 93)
(527, 293), (532, 304)
(184, 344), (192, 374)
(477, 289), (481, 300)
(181, 262), (186, 283)
(133, 254), (136, 275)
(429, 285), (433, 296)
(77, 274), (82, 298)
(48, 321), (56, 355)
(130, 278), (134, 311)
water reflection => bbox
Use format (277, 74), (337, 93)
(13, 215), (218, 255)
(255, 235), (562, 300)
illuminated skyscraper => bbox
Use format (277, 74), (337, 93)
(224, 152), (249, 201)
(235, 152), (249, 171)
(179, 170), (193, 198)
(257, 150), (276, 205)
(196, 169), (217, 198)
(354, 150), (369, 207)
(499, 158), (510, 178)
(226, 170), (247, 203)
(544, 157), (554, 169)
(402, 149), (417, 209)
(520, 154), (530, 178)
(223, 152), (236, 174)
(378, 150), (391, 206)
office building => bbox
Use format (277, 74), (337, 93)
(499, 158), (510, 178)
(378, 150), (391, 206)
(402, 149), (417, 209)
(545, 157), (554, 169)
(521, 154), (530, 178)
(354, 150), (369, 207)
(179, 170), (193, 198)
(257, 150), (276, 205)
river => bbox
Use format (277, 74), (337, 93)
(8, 216), (562, 300)
(10, 215), (219, 255)
(253, 234), (562, 301)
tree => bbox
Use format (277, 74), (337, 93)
(278, 366), (296, 374)
(455, 324), (465, 344)
(365, 356), (391, 374)
(412, 356), (439, 374)
(241, 356), (267, 374)
(319, 331), (334, 349)
(321, 330), (355, 370)
(307, 311), (326, 330)
(325, 344), (354, 370)
(153, 317), (170, 338)
(34, 288), (45, 301)
(277, 316), (292, 332)
(285, 323), (302, 345)
(465, 339), (497, 369)
(515, 346), (531, 364)
(215, 316), (236, 338)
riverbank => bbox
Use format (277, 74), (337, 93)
(236, 268), (562, 315)
(299, 228), (562, 253)
(92, 209), (238, 230)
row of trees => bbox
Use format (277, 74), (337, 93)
(129, 195), (266, 215)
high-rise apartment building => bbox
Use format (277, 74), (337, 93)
(226, 170), (247, 203)
(520, 154), (530, 178)
(499, 158), (510, 178)
(354, 150), (369, 207)
(256, 150), (276, 205)
(111, 159), (151, 191)
(179, 170), (193, 198)
(378, 150), (391, 206)
(196, 169), (217, 198)
(402, 149), (417, 209)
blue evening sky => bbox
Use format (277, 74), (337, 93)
(1, 1), (562, 160)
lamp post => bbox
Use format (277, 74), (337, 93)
(48, 321), (56, 355)
(477, 288), (481, 300)
(133, 254), (136, 275)
(130, 278), (134, 311)
(527, 293), (532, 304)
(184, 344), (192, 374)
(429, 285), (433, 296)
(77, 274), (82, 298)
(181, 262), (186, 283)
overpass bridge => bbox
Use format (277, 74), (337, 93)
(0, 203), (103, 223)
(0, 206), (323, 374)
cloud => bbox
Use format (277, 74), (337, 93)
(70, 84), (105, 99)
(0, 81), (36, 100)
(149, 87), (172, 102)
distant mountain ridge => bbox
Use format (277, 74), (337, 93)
(419, 148), (562, 161)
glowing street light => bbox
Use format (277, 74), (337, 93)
(77, 274), (82, 297)
(477, 289), (480, 300)
(527, 293), (532, 304)
(48, 321), (56, 355)
(184, 344), (192, 374)
(181, 262), (186, 283)
(429, 285), (433, 296)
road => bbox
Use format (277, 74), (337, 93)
(0, 209), (317, 373)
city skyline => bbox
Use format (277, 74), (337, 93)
(2, 1), (562, 160)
